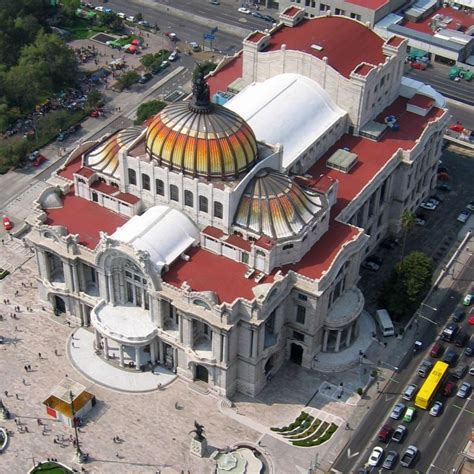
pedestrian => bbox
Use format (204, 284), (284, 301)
(54, 349), (58, 356)
(4, 390), (8, 397)
(22, 378), (26, 385)
(15, 290), (19, 297)
(115, 452), (120, 458)
(71, 341), (75, 348)
(24, 426), (29, 433)
(15, 394), (19, 400)
(38, 352), (41, 359)
(27, 364), (31, 371)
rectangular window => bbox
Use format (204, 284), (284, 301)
(127, 282), (134, 303)
(241, 252), (249, 264)
(293, 331), (305, 342)
(298, 293), (308, 301)
(170, 184), (179, 202)
(296, 305), (306, 324)
(214, 201), (223, 219)
(91, 192), (98, 203)
(142, 173), (150, 191)
(128, 169), (137, 185)
(199, 195), (208, 213)
(156, 179), (164, 196)
(335, 8), (345, 15)
(184, 190), (194, 207)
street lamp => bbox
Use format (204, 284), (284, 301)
(69, 390), (85, 463)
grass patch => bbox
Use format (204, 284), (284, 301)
(291, 422), (339, 447)
(31, 461), (74, 473)
(63, 18), (108, 40)
(270, 411), (310, 433)
(288, 419), (321, 440)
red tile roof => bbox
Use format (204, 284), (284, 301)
(246, 31), (266, 43)
(91, 180), (118, 195)
(203, 226), (225, 239)
(225, 234), (252, 252)
(75, 167), (95, 178)
(114, 192), (140, 205)
(386, 36), (405, 47)
(44, 190), (128, 249)
(284, 221), (361, 279)
(255, 236), (275, 250)
(267, 17), (386, 78)
(353, 63), (374, 76)
(408, 94), (434, 110)
(346, 0), (388, 10)
(283, 6), (301, 17)
(207, 54), (243, 96)
(163, 246), (274, 304)
(58, 157), (82, 181)
(403, 7), (474, 35)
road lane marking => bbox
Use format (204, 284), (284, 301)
(347, 448), (360, 459)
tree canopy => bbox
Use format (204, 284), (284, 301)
(379, 251), (434, 320)
(134, 100), (167, 125)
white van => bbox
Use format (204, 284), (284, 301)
(375, 309), (395, 337)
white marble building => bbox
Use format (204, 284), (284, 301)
(26, 10), (448, 397)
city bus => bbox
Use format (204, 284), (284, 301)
(415, 361), (449, 409)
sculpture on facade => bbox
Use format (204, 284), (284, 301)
(189, 420), (207, 457)
(189, 420), (205, 441)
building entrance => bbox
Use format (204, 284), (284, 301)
(195, 364), (209, 383)
(290, 343), (303, 365)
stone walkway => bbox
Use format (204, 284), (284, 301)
(68, 328), (177, 393)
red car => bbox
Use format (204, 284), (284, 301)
(430, 342), (444, 358)
(377, 423), (393, 442)
(3, 216), (13, 231)
(411, 62), (427, 70)
(469, 309), (474, 325)
(449, 124), (464, 133)
(442, 380), (456, 397)
(32, 154), (47, 167)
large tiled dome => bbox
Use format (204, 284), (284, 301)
(145, 71), (258, 180)
(234, 169), (322, 240)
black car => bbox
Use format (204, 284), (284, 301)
(381, 237), (399, 249)
(138, 73), (153, 84)
(367, 255), (383, 266)
(262, 14), (276, 22)
(452, 308), (465, 323)
(383, 450), (399, 470)
(441, 322), (460, 342)
(455, 330), (469, 348)
(464, 338), (474, 356)
(436, 183), (451, 192)
(442, 348), (458, 366)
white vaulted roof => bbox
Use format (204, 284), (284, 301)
(112, 206), (199, 270)
(225, 73), (346, 169)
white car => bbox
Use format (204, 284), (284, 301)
(420, 201), (437, 211)
(429, 401), (443, 417)
(95, 6), (104, 12)
(457, 210), (470, 223)
(117, 12), (126, 19)
(415, 217), (426, 226)
(368, 446), (384, 467)
(168, 51), (178, 61)
(126, 15), (136, 22)
(238, 7), (251, 14)
(402, 383), (418, 401)
(467, 201), (474, 212)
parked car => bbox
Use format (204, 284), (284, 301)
(381, 237), (398, 249)
(442, 322), (460, 342)
(117, 12), (126, 19)
(403, 406), (416, 423)
(400, 445), (419, 467)
(391, 424), (408, 443)
(382, 450), (399, 470)
(464, 338), (474, 356)
(452, 308), (465, 323)
(0, 268), (10, 280)
(456, 382), (472, 398)
(168, 51), (178, 61)
(209, 0), (220, 4)
(428, 197), (441, 206)
(2, 216), (13, 231)
(457, 210), (471, 223)
(165, 32), (177, 41)
(126, 15), (136, 22)
(429, 401), (443, 417)
(442, 380), (456, 396)
(238, 7), (251, 14)
(441, 348), (458, 366)
(402, 384), (417, 401)
(430, 342), (444, 358)
(463, 294), (473, 306)
(367, 255), (383, 266)
(455, 330), (469, 348)
(436, 183), (452, 192)
(420, 201), (437, 211)
(361, 260), (380, 271)
(368, 446), (384, 467)
(262, 14), (276, 22)
(415, 217), (426, 226)
(467, 201), (474, 212)
(453, 363), (468, 380)
(138, 73), (153, 84)
(418, 359), (433, 378)
(377, 423), (393, 442)
(251, 11), (265, 18)
(152, 61), (170, 75)
(32, 154), (47, 167)
(190, 41), (200, 52)
(94, 6), (104, 12)
(470, 311), (474, 325)
(411, 61), (427, 70)
(390, 402), (406, 420)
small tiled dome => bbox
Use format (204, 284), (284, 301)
(85, 126), (143, 179)
(145, 71), (258, 180)
(234, 169), (322, 240)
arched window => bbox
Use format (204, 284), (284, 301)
(142, 173), (150, 191)
(199, 195), (208, 213)
(128, 169), (137, 185)
(156, 179), (164, 196)
(214, 201), (223, 219)
(184, 190), (194, 207)
(282, 244), (294, 250)
(193, 299), (211, 310)
(123, 261), (149, 310)
(170, 184), (179, 202)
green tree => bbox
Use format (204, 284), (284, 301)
(117, 71), (140, 90)
(192, 61), (217, 81)
(140, 54), (156, 72)
(134, 100), (166, 125)
(400, 211), (416, 265)
(379, 251), (434, 320)
(61, 0), (80, 18)
(86, 89), (104, 110)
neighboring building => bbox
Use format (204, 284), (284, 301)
(278, 0), (407, 26)
(26, 9), (448, 398)
(375, 1), (474, 64)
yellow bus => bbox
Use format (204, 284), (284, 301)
(415, 361), (449, 409)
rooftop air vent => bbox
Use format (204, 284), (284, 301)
(311, 44), (324, 52)
(326, 148), (358, 173)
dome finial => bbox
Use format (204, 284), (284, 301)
(190, 64), (212, 113)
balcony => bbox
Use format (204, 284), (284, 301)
(325, 287), (364, 330)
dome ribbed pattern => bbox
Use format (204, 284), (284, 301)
(85, 126), (143, 179)
(145, 101), (258, 179)
(234, 169), (321, 240)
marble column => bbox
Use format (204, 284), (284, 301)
(150, 341), (156, 364)
(158, 340), (164, 364)
(322, 329), (329, 352)
(72, 264), (80, 294)
(135, 346), (141, 370)
(119, 344), (124, 367)
(107, 274), (114, 305)
(95, 330), (101, 349)
(38, 251), (50, 281)
(103, 337), (109, 359)
(345, 324), (353, 348)
(335, 330), (342, 353)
